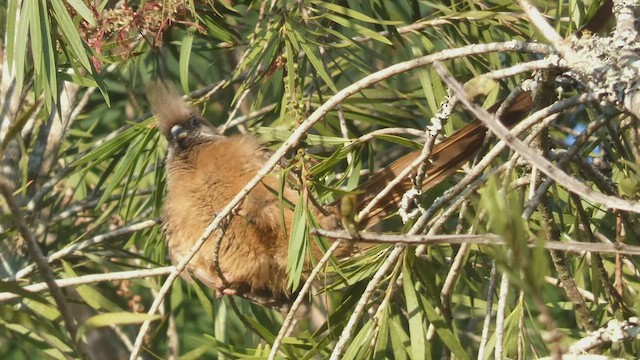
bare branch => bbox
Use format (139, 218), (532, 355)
(434, 61), (640, 213)
(494, 271), (510, 360)
(11, 219), (160, 281)
(329, 245), (405, 360)
(313, 228), (640, 256)
(478, 262), (499, 360)
(268, 240), (343, 360)
(568, 317), (640, 354)
(0, 266), (174, 303)
(0, 178), (88, 358)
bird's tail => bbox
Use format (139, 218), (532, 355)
(354, 91), (533, 229)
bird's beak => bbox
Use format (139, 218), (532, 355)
(170, 125), (188, 142)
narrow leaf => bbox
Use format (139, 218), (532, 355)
(5, 0), (19, 73)
(50, 0), (92, 71)
(323, 13), (393, 46)
(179, 28), (195, 94)
(77, 312), (161, 340)
(293, 30), (338, 93)
(66, 0), (96, 26)
(13, 0), (32, 94)
(402, 254), (429, 360)
(314, 1), (401, 25)
(287, 195), (308, 289)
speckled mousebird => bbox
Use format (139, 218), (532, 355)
(149, 0), (613, 309)
(149, 84), (532, 307)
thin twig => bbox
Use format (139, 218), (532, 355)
(49, 189), (153, 224)
(329, 245), (405, 360)
(544, 276), (607, 306)
(522, 113), (610, 218)
(494, 270), (510, 360)
(357, 135), (438, 223)
(268, 240), (343, 360)
(567, 317), (640, 354)
(219, 103), (277, 133)
(312, 228), (640, 256)
(0, 266), (175, 302)
(434, 61), (640, 213)
(337, 105), (352, 166)
(219, 88), (251, 134)
(517, 0), (579, 61)
(414, 91), (597, 247)
(0, 178), (88, 358)
(11, 219), (160, 280)
(477, 262), (498, 360)
(357, 58), (561, 225)
(369, 255), (404, 349)
(484, 58), (564, 81)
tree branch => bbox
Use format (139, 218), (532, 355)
(0, 177), (88, 359)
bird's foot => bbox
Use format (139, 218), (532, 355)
(215, 287), (238, 298)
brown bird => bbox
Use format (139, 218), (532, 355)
(149, 0), (616, 308)
(150, 85), (532, 307)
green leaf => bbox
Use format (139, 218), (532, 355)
(201, 13), (238, 43)
(402, 253), (429, 360)
(179, 28), (195, 94)
(22, 298), (61, 322)
(343, 319), (374, 359)
(255, 127), (348, 146)
(181, 343), (215, 360)
(30, 0), (58, 111)
(372, 134), (423, 150)
(373, 305), (391, 359)
(77, 312), (161, 340)
(417, 68), (440, 115)
(191, 280), (215, 320)
(313, 1), (401, 25)
(66, 0), (96, 25)
(236, 28), (276, 73)
(61, 261), (123, 312)
(230, 26), (280, 98)
(0, 304), (72, 356)
(420, 291), (469, 360)
(58, 71), (98, 87)
(97, 125), (155, 206)
(389, 313), (411, 360)
(50, 0), (92, 71)
(323, 13), (393, 46)
(287, 195), (308, 290)
(13, 0), (32, 94)
(5, 0), (19, 73)
(0, 100), (40, 153)
(291, 28), (338, 93)
(73, 118), (154, 167)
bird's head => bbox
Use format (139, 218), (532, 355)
(147, 82), (221, 154)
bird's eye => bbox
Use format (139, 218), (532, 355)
(188, 116), (199, 128)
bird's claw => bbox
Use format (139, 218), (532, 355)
(215, 287), (238, 298)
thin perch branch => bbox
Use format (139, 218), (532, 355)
(0, 266), (175, 303)
(434, 61), (640, 213)
(312, 228), (640, 256)
(0, 178), (88, 359)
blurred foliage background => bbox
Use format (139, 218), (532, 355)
(1, 0), (639, 359)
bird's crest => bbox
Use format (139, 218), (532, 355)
(147, 82), (194, 136)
